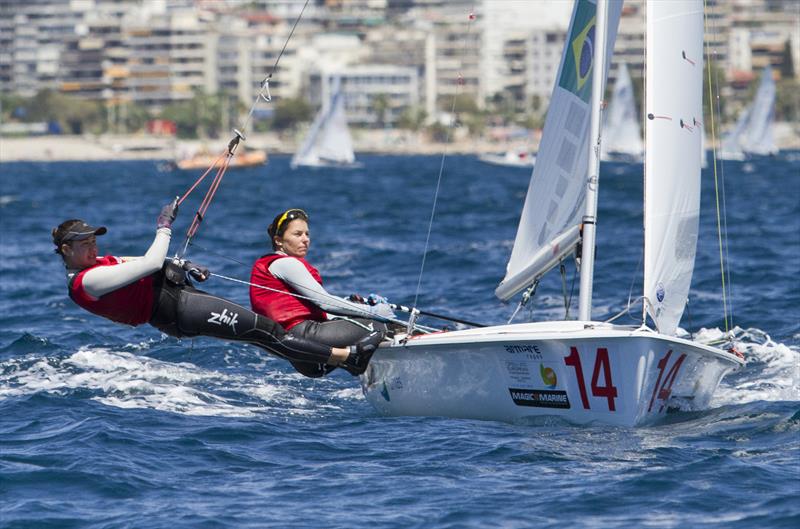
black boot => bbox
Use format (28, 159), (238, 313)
(342, 330), (383, 376)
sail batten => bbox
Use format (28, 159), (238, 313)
(643, 0), (704, 335)
(496, 0), (622, 302)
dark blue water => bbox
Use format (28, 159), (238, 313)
(1, 154), (798, 528)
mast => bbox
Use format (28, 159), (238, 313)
(578, 0), (609, 321)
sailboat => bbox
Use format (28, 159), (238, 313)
(478, 149), (537, 168)
(601, 62), (644, 162)
(719, 66), (778, 160)
(359, 0), (743, 427)
(291, 77), (358, 169)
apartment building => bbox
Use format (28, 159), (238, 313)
(309, 65), (419, 127)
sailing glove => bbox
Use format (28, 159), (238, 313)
(182, 260), (209, 282)
(157, 197), (179, 229)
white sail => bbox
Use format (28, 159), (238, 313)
(740, 66), (778, 156)
(643, 0), (704, 336)
(291, 77), (356, 168)
(496, 0), (622, 301)
(601, 62), (643, 161)
(719, 105), (749, 161)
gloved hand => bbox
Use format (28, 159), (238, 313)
(367, 293), (388, 306)
(157, 197), (179, 229)
(182, 260), (209, 282)
(348, 293), (367, 304)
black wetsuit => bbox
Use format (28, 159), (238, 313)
(149, 261), (335, 374)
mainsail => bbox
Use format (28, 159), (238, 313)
(496, 0), (622, 301)
(601, 62), (643, 161)
(643, 0), (704, 335)
(291, 77), (356, 168)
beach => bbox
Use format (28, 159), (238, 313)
(0, 130), (537, 162)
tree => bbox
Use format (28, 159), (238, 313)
(779, 39), (795, 80)
(397, 106), (427, 131)
(270, 97), (312, 131)
(371, 93), (390, 128)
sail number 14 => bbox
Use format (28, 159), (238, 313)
(564, 347), (618, 411)
(564, 347), (687, 413)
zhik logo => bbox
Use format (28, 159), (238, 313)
(208, 308), (239, 333)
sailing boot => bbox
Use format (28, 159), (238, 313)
(342, 330), (384, 376)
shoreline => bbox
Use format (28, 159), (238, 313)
(2, 127), (798, 162)
(0, 132), (537, 162)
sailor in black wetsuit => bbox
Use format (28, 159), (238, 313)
(53, 199), (380, 376)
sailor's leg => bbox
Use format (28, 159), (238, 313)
(291, 318), (387, 348)
(173, 286), (334, 367)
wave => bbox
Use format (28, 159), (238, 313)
(0, 346), (353, 418)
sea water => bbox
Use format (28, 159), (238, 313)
(1, 154), (798, 528)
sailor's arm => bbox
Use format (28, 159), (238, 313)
(268, 258), (373, 318)
(81, 227), (172, 298)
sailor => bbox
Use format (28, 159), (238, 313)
(249, 208), (395, 378)
(52, 200), (380, 377)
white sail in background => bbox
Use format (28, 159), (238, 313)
(719, 66), (778, 160)
(291, 77), (356, 168)
(496, 0), (622, 301)
(740, 66), (778, 156)
(719, 105), (749, 160)
(601, 62), (643, 161)
(644, 0), (704, 336)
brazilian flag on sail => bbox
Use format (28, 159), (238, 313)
(558, 0), (597, 104)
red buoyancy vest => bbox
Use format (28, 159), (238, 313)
(68, 255), (156, 326)
(250, 254), (328, 330)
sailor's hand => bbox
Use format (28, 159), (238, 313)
(182, 260), (209, 282)
(367, 293), (389, 306)
(348, 293), (367, 304)
(157, 196), (179, 229)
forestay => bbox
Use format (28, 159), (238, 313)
(643, 0), (704, 335)
(496, 0), (622, 301)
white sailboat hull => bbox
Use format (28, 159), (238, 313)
(361, 321), (743, 427)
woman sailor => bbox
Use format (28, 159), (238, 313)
(53, 200), (380, 377)
(249, 208), (394, 377)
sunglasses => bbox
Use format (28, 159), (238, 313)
(275, 209), (309, 234)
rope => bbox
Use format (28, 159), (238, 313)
(411, 6), (477, 310)
(703, 0), (732, 333)
(174, 1), (310, 258)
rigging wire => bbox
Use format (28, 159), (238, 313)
(185, 242), (437, 331)
(175, 0), (311, 259)
(411, 6), (477, 311)
(703, 0), (733, 333)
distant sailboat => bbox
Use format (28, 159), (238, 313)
(291, 77), (358, 169)
(478, 149), (536, 168)
(719, 66), (778, 160)
(601, 62), (643, 162)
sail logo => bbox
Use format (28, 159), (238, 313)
(656, 283), (666, 303)
(558, 0), (597, 103)
(208, 308), (238, 333)
(540, 364), (558, 388)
